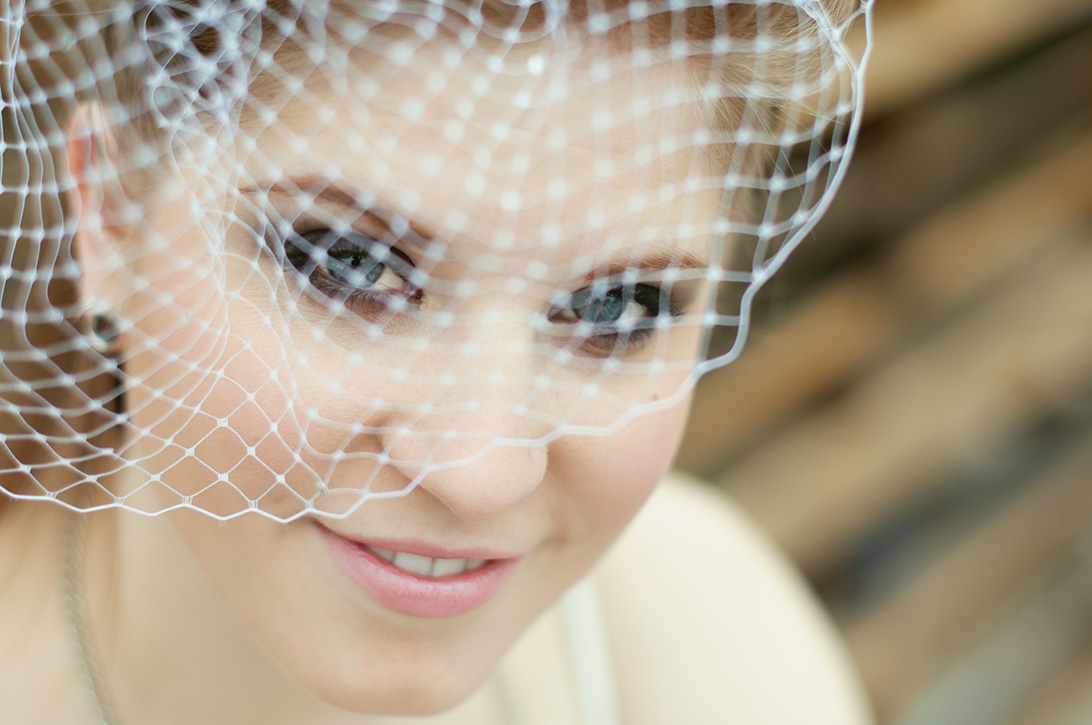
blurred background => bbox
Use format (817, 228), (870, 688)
(675, 0), (1092, 723)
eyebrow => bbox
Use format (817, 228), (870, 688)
(600, 250), (710, 277)
(241, 176), (711, 273)
(240, 177), (439, 247)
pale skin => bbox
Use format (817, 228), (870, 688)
(0, 19), (873, 725)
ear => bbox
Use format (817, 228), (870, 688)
(66, 103), (135, 303)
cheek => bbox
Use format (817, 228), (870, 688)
(559, 393), (691, 556)
(122, 283), (368, 515)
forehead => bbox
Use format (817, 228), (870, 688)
(232, 23), (720, 265)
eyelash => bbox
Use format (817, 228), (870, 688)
(271, 225), (684, 358)
(278, 227), (422, 318)
(548, 282), (683, 357)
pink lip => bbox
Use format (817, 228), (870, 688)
(314, 523), (521, 618)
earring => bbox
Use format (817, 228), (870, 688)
(81, 302), (121, 357)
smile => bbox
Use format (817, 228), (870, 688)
(315, 523), (521, 617)
(364, 545), (488, 578)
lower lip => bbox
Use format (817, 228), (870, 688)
(315, 525), (520, 618)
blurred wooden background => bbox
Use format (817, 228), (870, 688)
(675, 0), (1092, 723)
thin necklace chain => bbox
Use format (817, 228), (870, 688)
(61, 513), (524, 725)
(62, 513), (121, 725)
(492, 666), (526, 725)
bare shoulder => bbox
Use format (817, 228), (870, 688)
(594, 472), (874, 725)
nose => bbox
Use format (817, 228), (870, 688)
(373, 311), (552, 521)
(381, 415), (550, 521)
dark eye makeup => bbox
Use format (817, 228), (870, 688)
(548, 281), (686, 357)
(260, 215), (692, 359)
(278, 227), (423, 319)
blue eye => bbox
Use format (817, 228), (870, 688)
(281, 228), (421, 316)
(554, 283), (664, 325)
(322, 243), (388, 288)
(566, 285), (658, 324)
(549, 282), (670, 357)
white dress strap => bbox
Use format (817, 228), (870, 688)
(560, 578), (621, 725)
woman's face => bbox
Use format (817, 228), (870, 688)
(97, 31), (720, 714)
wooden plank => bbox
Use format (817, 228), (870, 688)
(799, 26), (1092, 278)
(681, 125), (1092, 477)
(715, 126), (1092, 568)
(719, 222), (1092, 573)
(843, 442), (1092, 722)
(675, 269), (899, 476)
(892, 559), (1092, 725)
(1044, 687), (1092, 725)
(857, 0), (1092, 117)
(1003, 638), (1092, 725)
(887, 128), (1092, 313)
(1055, 692), (1092, 725)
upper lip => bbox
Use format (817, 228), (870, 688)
(314, 522), (521, 561)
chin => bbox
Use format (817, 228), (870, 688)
(295, 643), (493, 716)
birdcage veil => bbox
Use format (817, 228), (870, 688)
(0, 0), (873, 520)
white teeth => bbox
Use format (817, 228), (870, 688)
(368, 545), (397, 563)
(392, 551), (435, 577)
(366, 545), (489, 578)
(430, 557), (469, 578)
